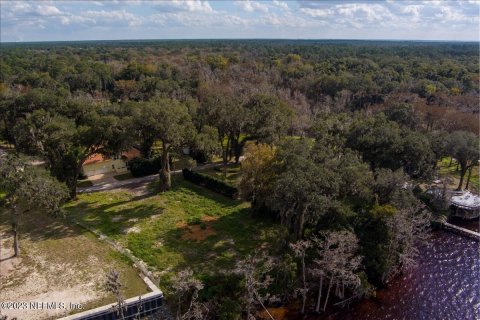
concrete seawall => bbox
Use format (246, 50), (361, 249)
(58, 277), (164, 320)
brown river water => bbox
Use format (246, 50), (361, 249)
(266, 227), (479, 320)
(337, 229), (480, 320)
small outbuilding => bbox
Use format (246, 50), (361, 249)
(450, 191), (480, 219)
(81, 147), (141, 177)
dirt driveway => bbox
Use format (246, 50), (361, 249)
(78, 162), (225, 194)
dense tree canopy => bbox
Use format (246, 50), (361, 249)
(12, 100), (131, 198)
(445, 131), (480, 190)
(0, 40), (478, 317)
(0, 155), (68, 256)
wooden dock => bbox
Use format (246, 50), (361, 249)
(442, 221), (480, 241)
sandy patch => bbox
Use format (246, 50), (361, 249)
(180, 216), (218, 242)
(0, 238), (108, 320)
(153, 241), (163, 248)
(0, 213), (147, 320)
(151, 214), (162, 220)
(3, 282), (102, 320)
(176, 221), (187, 228)
(124, 226), (141, 234)
(0, 239), (22, 278)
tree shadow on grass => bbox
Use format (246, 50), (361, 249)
(155, 208), (286, 275)
(69, 197), (138, 214)
(147, 177), (241, 209)
(0, 208), (82, 243)
(1, 197), (162, 244)
(68, 200), (165, 239)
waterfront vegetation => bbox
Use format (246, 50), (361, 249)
(0, 40), (479, 319)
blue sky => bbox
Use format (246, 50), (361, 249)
(1, 0), (479, 42)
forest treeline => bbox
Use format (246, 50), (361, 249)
(0, 40), (479, 319)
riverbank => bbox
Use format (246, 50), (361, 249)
(336, 230), (479, 320)
(255, 228), (479, 320)
(449, 217), (479, 233)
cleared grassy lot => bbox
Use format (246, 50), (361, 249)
(0, 205), (148, 320)
(437, 157), (479, 193)
(64, 177), (285, 287)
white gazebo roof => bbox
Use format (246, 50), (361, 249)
(450, 191), (480, 210)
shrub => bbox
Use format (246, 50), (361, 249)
(78, 172), (87, 180)
(214, 166), (239, 173)
(430, 219), (444, 230)
(182, 169), (238, 199)
(128, 157), (161, 177)
(198, 273), (243, 320)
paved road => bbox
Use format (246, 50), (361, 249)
(78, 162), (225, 193)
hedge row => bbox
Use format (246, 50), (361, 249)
(213, 166), (239, 173)
(129, 157), (161, 177)
(182, 169), (238, 199)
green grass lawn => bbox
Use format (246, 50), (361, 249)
(198, 163), (242, 186)
(437, 157), (479, 192)
(64, 177), (285, 288)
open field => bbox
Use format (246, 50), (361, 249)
(0, 207), (148, 320)
(65, 177), (285, 290)
(437, 157), (479, 193)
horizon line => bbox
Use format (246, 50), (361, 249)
(1, 38), (479, 44)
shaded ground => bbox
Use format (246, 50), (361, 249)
(437, 157), (479, 193)
(77, 161), (224, 193)
(114, 172), (134, 181)
(199, 163), (242, 186)
(0, 208), (148, 320)
(66, 177), (286, 290)
(179, 216), (218, 242)
(77, 179), (94, 188)
(448, 217), (480, 233)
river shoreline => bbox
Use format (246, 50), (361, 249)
(261, 229), (479, 320)
(335, 230), (480, 320)
(449, 217), (480, 233)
